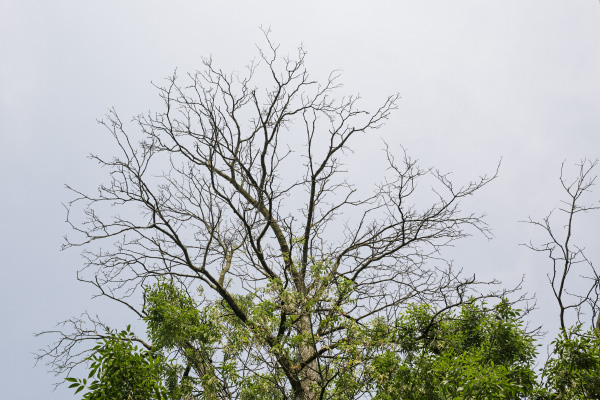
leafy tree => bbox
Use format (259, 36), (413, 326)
(37, 33), (502, 398)
(38, 34), (600, 400)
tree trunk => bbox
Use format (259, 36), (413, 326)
(296, 314), (319, 400)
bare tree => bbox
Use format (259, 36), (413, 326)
(524, 159), (600, 334)
(38, 34), (503, 400)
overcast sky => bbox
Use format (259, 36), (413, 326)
(2, 1), (600, 398)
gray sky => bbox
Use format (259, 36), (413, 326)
(1, 1), (599, 398)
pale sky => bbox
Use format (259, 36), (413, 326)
(1, 1), (600, 398)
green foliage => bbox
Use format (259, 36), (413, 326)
(66, 326), (170, 400)
(538, 325), (600, 399)
(67, 284), (600, 400)
(370, 299), (538, 400)
(143, 280), (288, 398)
(144, 281), (218, 351)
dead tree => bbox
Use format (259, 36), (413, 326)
(524, 159), (600, 334)
(38, 34), (502, 400)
